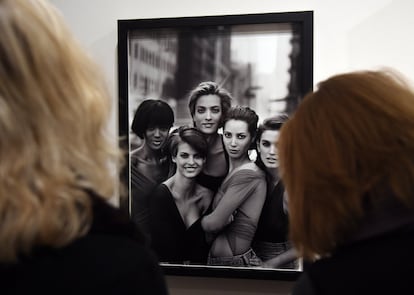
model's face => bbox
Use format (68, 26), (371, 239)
(258, 130), (280, 169)
(223, 119), (252, 160)
(193, 94), (222, 135)
(144, 126), (170, 151)
(173, 142), (205, 178)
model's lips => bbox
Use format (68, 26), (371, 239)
(266, 157), (277, 163)
(152, 140), (162, 146)
(184, 166), (198, 172)
(228, 149), (239, 154)
(202, 123), (214, 128)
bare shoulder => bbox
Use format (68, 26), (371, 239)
(239, 162), (264, 175)
(131, 146), (153, 166)
(194, 184), (214, 199)
(193, 184), (214, 210)
(131, 146), (144, 158)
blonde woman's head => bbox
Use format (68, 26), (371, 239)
(0, 0), (120, 261)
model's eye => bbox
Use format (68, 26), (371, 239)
(223, 132), (231, 138)
(237, 134), (246, 139)
(179, 153), (189, 158)
(147, 127), (155, 132)
(196, 107), (205, 114)
(194, 154), (203, 160)
(160, 127), (169, 132)
(211, 107), (221, 113)
(261, 140), (270, 147)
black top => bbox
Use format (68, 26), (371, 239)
(254, 180), (289, 243)
(196, 135), (229, 193)
(0, 192), (168, 295)
(130, 154), (169, 239)
(195, 172), (226, 193)
(293, 198), (414, 295)
(149, 184), (210, 264)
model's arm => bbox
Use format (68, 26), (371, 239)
(262, 248), (298, 268)
(201, 171), (260, 233)
(283, 191), (289, 214)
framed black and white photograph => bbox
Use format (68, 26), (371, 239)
(118, 11), (313, 280)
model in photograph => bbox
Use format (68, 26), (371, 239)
(188, 81), (232, 192)
(201, 106), (267, 267)
(252, 115), (298, 269)
(149, 126), (213, 264)
(130, 99), (174, 236)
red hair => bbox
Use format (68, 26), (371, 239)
(279, 70), (414, 260)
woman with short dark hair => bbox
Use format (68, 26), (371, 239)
(149, 126), (213, 264)
(130, 99), (174, 236)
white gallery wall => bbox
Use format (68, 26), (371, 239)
(50, 0), (414, 294)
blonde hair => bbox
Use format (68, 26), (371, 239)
(278, 70), (414, 260)
(0, 0), (121, 261)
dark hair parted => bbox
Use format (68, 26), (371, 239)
(278, 69), (414, 261)
(167, 126), (208, 158)
(188, 81), (232, 127)
(223, 106), (259, 140)
(131, 99), (174, 138)
(256, 113), (289, 143)
(255, 114), (289, 173)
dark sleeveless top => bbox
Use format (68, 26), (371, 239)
(149, 184), (210, 264)
(130, 154), (169, 238)
(196, 136), (229, 193)
(254, 180), (289, 243)
(196, 172), (226, 193)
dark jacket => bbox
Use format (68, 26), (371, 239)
(0, 192), (168, 295)
(292, 198), (414, 295)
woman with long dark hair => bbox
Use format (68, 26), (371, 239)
(252, 115), (298, 269)
(201, 106), (266, 267)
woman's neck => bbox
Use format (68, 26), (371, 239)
(205, 132), (220, 145)
(142, 142), (161, 162)
(229, 154), (251, 172)
(168, 173), (196, 200)
(267, 167), (279, 183)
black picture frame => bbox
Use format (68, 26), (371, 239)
(117, 11), (313, 280)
